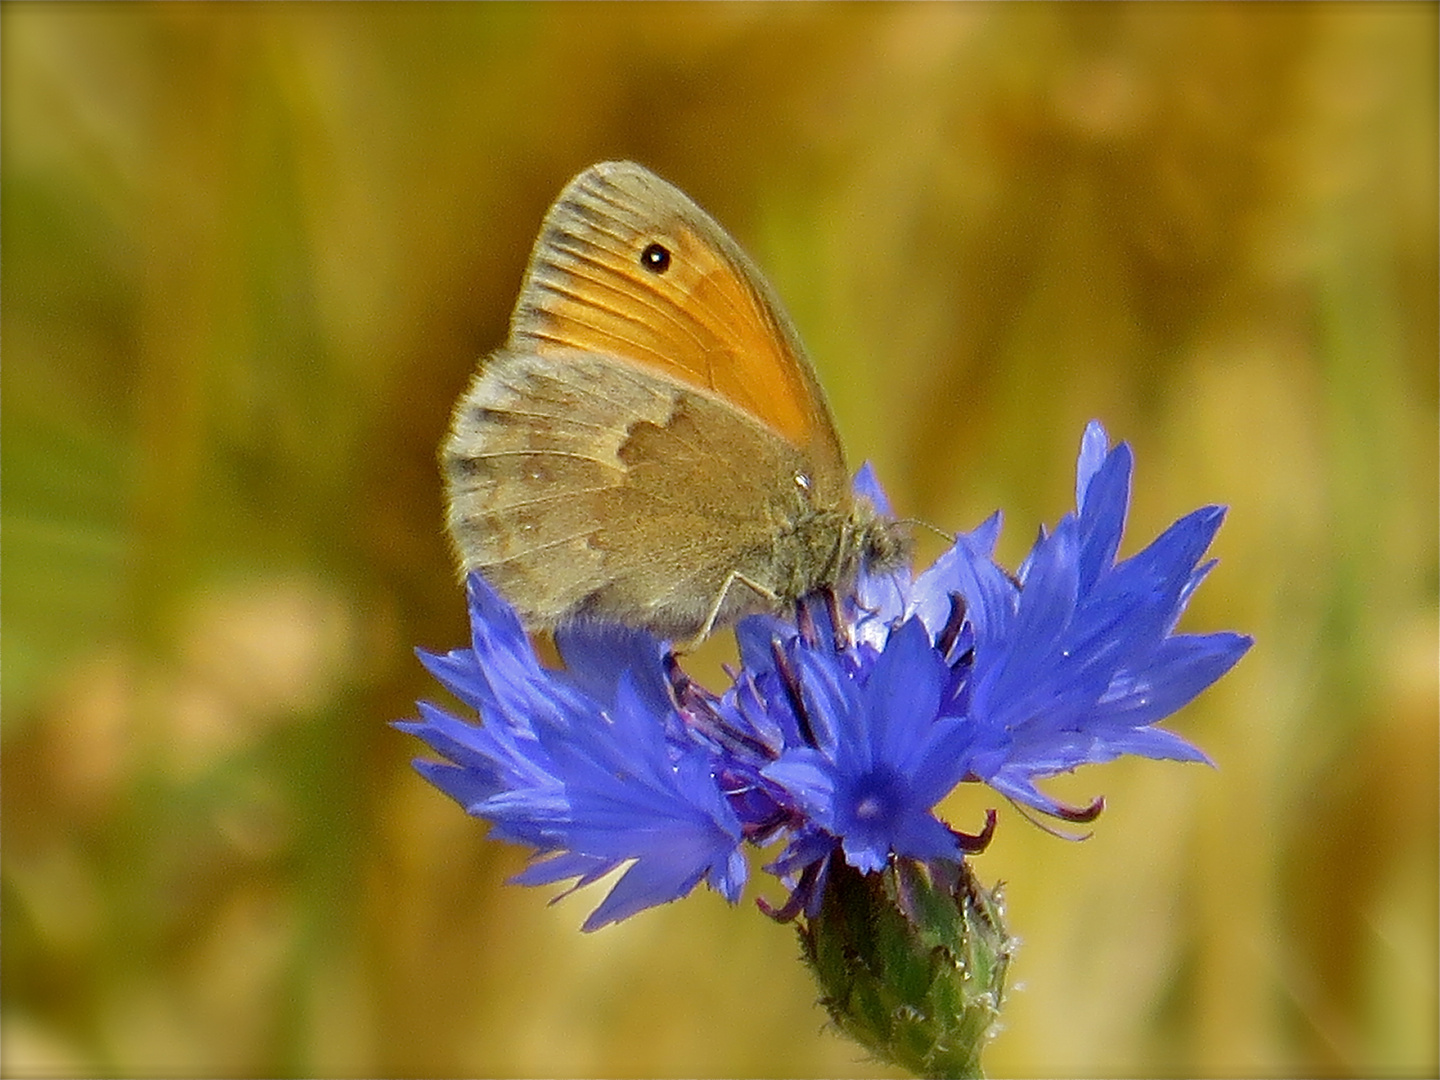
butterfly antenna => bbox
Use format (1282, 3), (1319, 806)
(896, 516), (954, 545)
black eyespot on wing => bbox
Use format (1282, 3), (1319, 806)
(640, 242), (671, 274)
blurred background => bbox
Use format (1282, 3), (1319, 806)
(3, 4), (1435, 1077)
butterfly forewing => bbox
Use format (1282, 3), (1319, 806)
(509, 162), (844, 468)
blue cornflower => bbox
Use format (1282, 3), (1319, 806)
(740, 423), (1252, 913)
(887, 420), (1250, 818)
(401, 421), (1251, 928)
(397, 576), (747, 931)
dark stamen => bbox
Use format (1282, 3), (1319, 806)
(795, 597), (819, 647)
(937, 592), (968, 661)
(740, 804), (800, 845)
(771, 639), (818, 748)
(757, 859), (822, 923)
(1009, 793), (1107, 840)
(664, 651), (723, 715)
(666, 654), (775, 760)
(1050, 794), (1106, 823)
(824, 587), (849, 652)
(663, 651), (697, 702)
(951, 807), (998, 853)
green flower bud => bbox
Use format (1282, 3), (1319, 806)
(799, 858), (1013, 1079)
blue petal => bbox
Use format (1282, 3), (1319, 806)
(1096, 632), (1252, 727)
(512, 851), (617, 889)
(790, 645), (861, 756)
(1075, 420), (1111, 507)
(914, 522), (1016, 646)
(554, 621), (671, 717)
(763, 749), (839, 829)
(397, 702), (506, 777)
(863, 618), (945, 767)
(410, 758), (499, 813)
(853, 460), (897, 519)
(906, 716), (983, 807)
(1075, 439), (1131, 592)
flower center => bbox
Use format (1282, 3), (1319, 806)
(846, 767), (906, 830)
(855, 795), (885, 821)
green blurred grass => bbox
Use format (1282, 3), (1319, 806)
(2, 4), (1435, 1076)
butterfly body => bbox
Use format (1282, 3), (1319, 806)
(444, 162), (908, 643)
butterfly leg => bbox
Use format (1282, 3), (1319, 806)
(678, 571), (780, 651)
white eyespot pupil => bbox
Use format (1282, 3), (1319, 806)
(794, 472), (812, 491)
(640, 242), (671, 273)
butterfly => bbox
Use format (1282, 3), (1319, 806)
(443, 161), (909, 645)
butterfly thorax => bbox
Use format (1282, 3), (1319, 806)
(759, 495), (912, 609)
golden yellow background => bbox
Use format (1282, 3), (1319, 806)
(3, 4), (1435, 1077)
